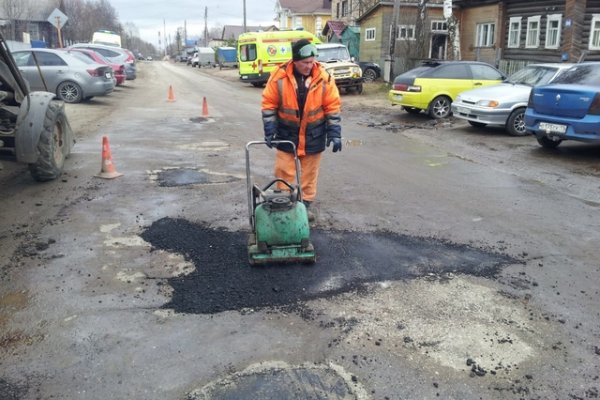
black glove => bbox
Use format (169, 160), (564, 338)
(327, 137), (342, 153)
(264, 131), (274, 148)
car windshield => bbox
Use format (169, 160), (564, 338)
(69, 51), (96, 64)
(316, 47), (350, 62)
(505, 66), (559, 86)
(551, 64), (600, 85)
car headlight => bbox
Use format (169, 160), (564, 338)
(476, 100), (500, 108)
(352, 66), (361, 75)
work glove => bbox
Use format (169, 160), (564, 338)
(327, 137), (342, 153)
(264, 131), (275, 148)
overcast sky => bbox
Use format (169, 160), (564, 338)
(108, 0), (277, 46)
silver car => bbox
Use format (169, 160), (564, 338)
(12, 49), (114, 103)
(452, 63), (573, 136)
(68, 43), (137, 80)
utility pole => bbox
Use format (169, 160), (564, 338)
(204, 6), (208, 47)
(163, 19), (167, 57)
(243, 0), (247, 33)
(388, 0), (400, 82)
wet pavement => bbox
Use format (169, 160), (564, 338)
(141, 217), (515, 315)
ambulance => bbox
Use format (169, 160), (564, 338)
(237, 29), (321, 87)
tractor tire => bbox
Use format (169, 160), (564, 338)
(28, 100), (69, 182)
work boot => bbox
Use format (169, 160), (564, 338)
(303, 200), (316, 222)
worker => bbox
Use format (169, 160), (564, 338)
(261, 38), (342, 221)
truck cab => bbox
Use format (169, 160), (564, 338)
(315, 43), (363, 94)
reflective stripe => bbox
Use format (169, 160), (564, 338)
(307, 106), (323, 117)
(277, 79), (284, 110)
(280, 107), (297, 116)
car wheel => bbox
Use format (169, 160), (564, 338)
(506, 108), (527, 136)
(251, 82), (264, 88)
(468, 121), (487, 128)
(57, 81), (83, 103)
(537, 136), (562, 149)
(363, 68), (377, 82)
(428, 96), (452, 119)
(355, 84), (363, 94)
(29, 100), (69, 182)
(403, 107), (421, 115)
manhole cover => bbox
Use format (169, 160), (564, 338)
(187, 362), (367, 400)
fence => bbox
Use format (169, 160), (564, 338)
(497, 59), (531, 75)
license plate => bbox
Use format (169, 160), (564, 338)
(105, 72), (112, 79)
(393, 94), (403, 101)
(455, 106), (469, 114)
(539, 122), (567, 134)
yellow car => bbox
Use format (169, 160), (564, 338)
(388, 60), (505, 118)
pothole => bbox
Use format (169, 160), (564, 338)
(187, 361), (368, 400)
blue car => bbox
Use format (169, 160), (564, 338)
(525, 62), (600, 148)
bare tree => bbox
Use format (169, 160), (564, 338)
(395, 0), (432, 74)
(0, 0), (35, 40)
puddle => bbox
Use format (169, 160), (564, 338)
(140, 218), (515, 315)
(187, 361), (368, 400)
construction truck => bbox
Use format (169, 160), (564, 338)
(0, 32), (74, 181)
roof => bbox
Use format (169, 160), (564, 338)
(221, 25), (277, 40)
(323, 20), (347, 38)
(278, 0), (331, 14)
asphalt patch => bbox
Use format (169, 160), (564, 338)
(141, 217), (515, 314)
(156, 168), (239, 187)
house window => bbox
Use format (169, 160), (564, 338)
(508, 17), (521, 48)
(341, 0), (348, 17)
(589, 14), (600, 50)
(365, 28), (376, 41)
(27, 23), (40, 40)
(316, 16), (322, 34)
(545, 14), (562, 49)
(336, 3), (340, 19)
(526, 15), (541, 48)
(476, 23), (495, 47)
(398, 25), (415, 40)
(293, 16), (302, 29)
(431, 21), (447, 32)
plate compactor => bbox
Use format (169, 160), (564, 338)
(245, 140), (316, 265)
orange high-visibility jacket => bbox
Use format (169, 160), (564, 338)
(261, 60), (341, 156)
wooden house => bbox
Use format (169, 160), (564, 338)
(356, 1), (446, 78)
(276, 0), (332, 39)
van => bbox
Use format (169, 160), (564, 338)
(237, 30), (321, 87)
(191, 47), (215, 68)
(92, 30), (121, 48)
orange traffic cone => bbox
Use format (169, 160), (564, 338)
(96, 136), (123, 179)
(167, 85), (176, 102)
(202, 96), (209, 117)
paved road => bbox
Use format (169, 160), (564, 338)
(0, 61), (598, 399)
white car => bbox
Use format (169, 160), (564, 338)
(451, 63), (573, 136)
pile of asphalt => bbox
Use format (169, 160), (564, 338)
(141, 217), (514, 315)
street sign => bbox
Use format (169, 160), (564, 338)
(47, 8), (68, 29)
